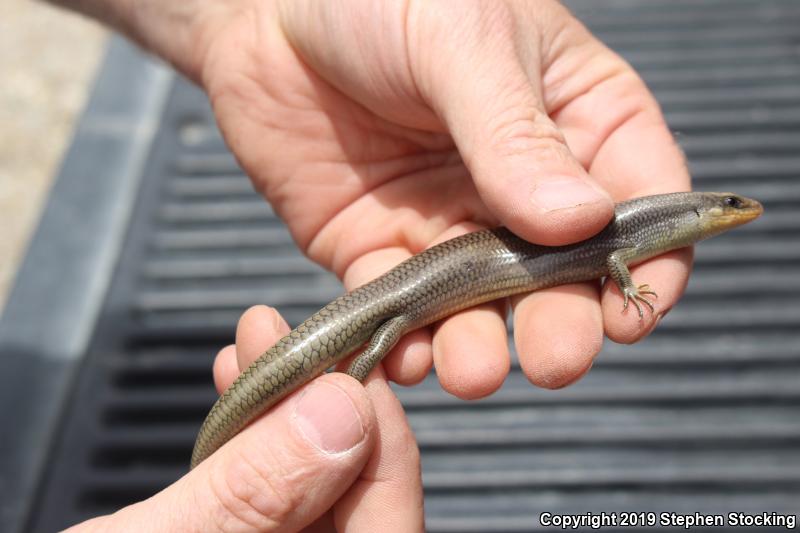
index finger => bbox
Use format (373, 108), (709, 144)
(545, 41), (691, 342)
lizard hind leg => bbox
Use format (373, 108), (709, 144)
(346, 316), (410, 382)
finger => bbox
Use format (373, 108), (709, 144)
(414, 222), (509, 399)
(536, 6), (690, 198)
(589, 95), (692, 338)
(235, 304), (292, 370)
(413, 2), (614, 246)
(553, 69), (690, 200)
(334, 366), (424, 530)
(86, 374), (376, 533)
(185, 374), (375, 532)
(540, 29), (693, 342)
(551, 60), (693, 341)
(561, 77), (690, 201)
(213, 344), (240, 393)
(302, 513), (336, 532)
(381, 329), (433, 386)
(602, 248), (693, 344)
(433, 301), (510, 399)
(512, 282), (603, 389)
(343, 247), (434, 385)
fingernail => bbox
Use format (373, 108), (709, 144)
(531, 176), (609, 213)
(646, 308), (670, 335)
(293, 383), (365, 454)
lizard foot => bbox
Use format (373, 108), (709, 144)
(622, 284), (658, 320)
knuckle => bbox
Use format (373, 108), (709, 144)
(487, 109), (568, 161)
(208, 449), (305, 531)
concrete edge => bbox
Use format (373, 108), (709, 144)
(0, 36), (173, 533)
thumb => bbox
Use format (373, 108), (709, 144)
(186, 374), (374, 531)
(413, 3), (614, 245)
(70, 374), (375, 533)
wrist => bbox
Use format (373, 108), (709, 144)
(127, 0), (246, 83)
(49, 0), (246, 84)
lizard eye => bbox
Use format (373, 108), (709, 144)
(723, 196), (743, 208)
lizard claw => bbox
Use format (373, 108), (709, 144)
(622, 284), (658, 320)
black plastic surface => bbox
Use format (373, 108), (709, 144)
(8, 1), (800, 531)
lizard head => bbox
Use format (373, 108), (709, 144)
(696, 192), (763, 236)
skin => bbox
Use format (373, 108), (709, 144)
(55, 0), (691, 530)
(66, 305), (423, 532)
(193, 0), (691, 395)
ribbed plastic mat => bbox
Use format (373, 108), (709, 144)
(25, 1), (800, 531)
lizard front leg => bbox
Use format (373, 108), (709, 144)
(607, 248), (658, 320)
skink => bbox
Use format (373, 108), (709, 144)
(191, 191), (763, 468)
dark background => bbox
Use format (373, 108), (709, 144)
(1, 1), (799, 531)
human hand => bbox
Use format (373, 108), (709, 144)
(65, 305), (423, 532)
(83, 0), (690, 395)
(182, 0), (691, 395)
